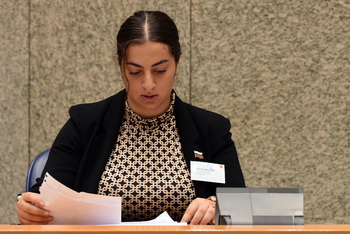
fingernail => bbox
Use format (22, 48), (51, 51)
(39, 202), (45, 207)
(47, 217), (53, 221)
(44, 211), (50, 216)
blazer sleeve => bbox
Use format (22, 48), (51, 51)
(29, 106), (84, 193)
(176, 99), (245, 197)
(209, 116), (245, 188)
(28, 90), (125, 194)
(194, 115), (245, 198)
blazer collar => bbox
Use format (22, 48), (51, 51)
(100, 89), (200, 145)
(100, 89), (126, 132)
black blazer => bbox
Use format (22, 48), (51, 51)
(30, 90), (245, 197)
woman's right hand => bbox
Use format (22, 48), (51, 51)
(17, 192), (53, 224)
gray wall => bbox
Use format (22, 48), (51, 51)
(1, 0), (349, 224)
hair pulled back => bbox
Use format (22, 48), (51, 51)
(117, 11), (181, 66)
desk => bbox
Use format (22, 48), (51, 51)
(0, 225), (350, 234)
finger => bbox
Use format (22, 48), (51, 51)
(199, 205), (216, 225)
(188, 204), (209, 225)
(18, 216), (52, 225)
(18, 208), (53, 225)
(19, 201), (51, 217)
(18, 202), (53, 223)
(180, 204), (198, 223)
(17, 193), (53, 225)
(20, 210), (53, 223)
(21, 192), (46, 208)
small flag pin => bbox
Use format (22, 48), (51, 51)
(194, 150), (204, 159)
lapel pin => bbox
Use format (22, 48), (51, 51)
(194, 150), (204, 159)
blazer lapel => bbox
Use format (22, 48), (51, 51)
(175, 95), (209, 197)
(174, 95), (200, 169)
(79, 90), (126, 193)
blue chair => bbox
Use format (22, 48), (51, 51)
(25, 149), (50, 192)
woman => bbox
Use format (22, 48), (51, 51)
(17, 11), (245, 225)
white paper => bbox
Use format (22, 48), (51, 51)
(118, 211), (187, 226)
(39, 172), (122, 225)
(190, 161), (225, 184)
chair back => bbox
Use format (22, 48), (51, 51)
(25, 149), (50, 192)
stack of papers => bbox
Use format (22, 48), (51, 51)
(39, 173), (186, 225)
(40, 173), (122, 224)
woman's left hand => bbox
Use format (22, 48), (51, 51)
(180, 197), (215, 225)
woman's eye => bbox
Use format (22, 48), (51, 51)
(129, 71), (141, 75)
(156, 70), (166, 74)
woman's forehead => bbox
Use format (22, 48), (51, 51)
(125, 42), (174, 64)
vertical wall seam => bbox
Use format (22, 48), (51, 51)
(27, 0), (31, 167)
(189, 0), (192, 104)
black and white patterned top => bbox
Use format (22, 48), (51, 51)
(98, 93), (196, 221)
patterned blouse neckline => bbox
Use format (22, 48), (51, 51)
(124, 92), (176, 131)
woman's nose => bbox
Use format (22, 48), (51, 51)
(142, 73), (156, 90)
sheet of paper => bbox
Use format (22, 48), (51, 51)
(40, 172), (122, 225)
(118, 211), (187, 226)
(190, 161), (225, 184)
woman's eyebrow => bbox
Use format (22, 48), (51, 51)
(126, 61), (142, 68)
(126, 59), (170, 68)
(151, 59), (169, 67)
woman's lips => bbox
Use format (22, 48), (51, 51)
(141, 94), (158, 102)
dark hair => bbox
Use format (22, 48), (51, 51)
(116, 11), (181, 67)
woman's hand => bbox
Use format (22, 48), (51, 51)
(181, 198), (215, 225)
(17, 192), (53, 225)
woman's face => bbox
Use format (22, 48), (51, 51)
(121, 41), (178, 119)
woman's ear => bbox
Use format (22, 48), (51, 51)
(175, 60), (180, 75)
(175, 52), (181, 74)
(116, 55), (120, 64)
(116, 55), (121, 69)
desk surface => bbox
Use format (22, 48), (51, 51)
(1, 225), (350, 234)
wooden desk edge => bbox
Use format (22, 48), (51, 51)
(1, 224), (350, 234)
